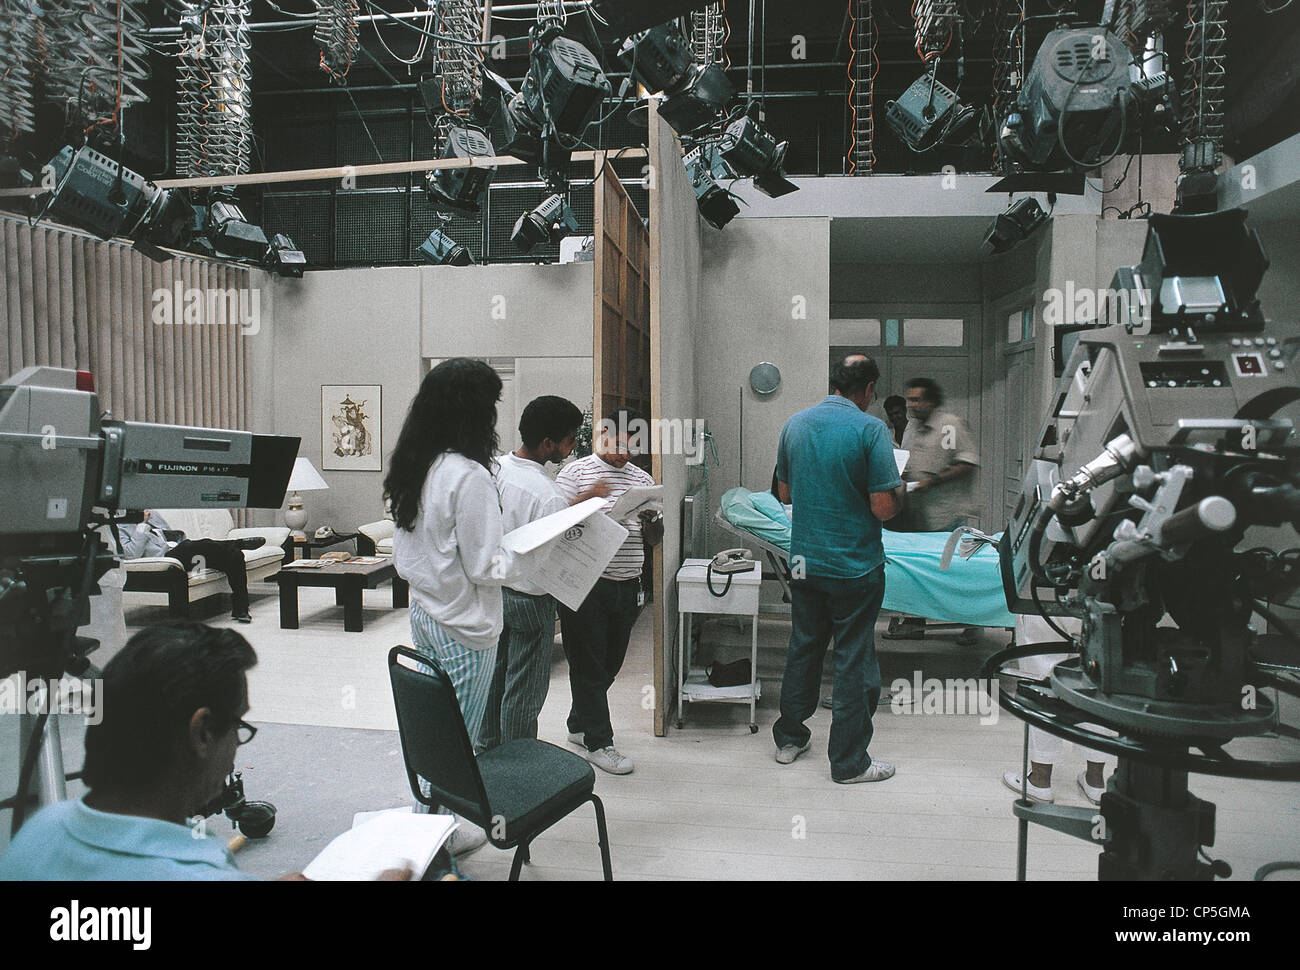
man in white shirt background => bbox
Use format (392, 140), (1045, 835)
(554, 408), (663, 775)
(480, 396), (586, 751)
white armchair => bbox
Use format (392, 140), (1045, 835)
(120, 509), (289, 617)
(356, 518), (395, 556)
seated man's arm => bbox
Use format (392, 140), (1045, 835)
(117, 522), (151, 559)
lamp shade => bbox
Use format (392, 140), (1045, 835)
(287, 457), (329, 492)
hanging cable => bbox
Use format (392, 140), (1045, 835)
(369, 0), (432, 65)
(0, 0), (40, 140)
(315, 0), (362, 78)
(847, 0), (876, 175)
(912, 0), (956, 63)
(176, 0), (254, 177)
(990, 0), (1025, 173)
(79, 0), (153, 130)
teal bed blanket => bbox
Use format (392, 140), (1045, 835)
(720, 487), (1015, 628)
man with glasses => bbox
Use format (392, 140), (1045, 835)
(772, 355), (905, 784)
(0, 622), (267, 880)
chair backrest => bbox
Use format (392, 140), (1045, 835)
(156, 508), (235, 541)
(387, 645), (492, 822)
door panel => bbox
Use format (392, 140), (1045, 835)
(1003, 351), (1032, 527)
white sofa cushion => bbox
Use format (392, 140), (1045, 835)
(155, 508), (236, 540)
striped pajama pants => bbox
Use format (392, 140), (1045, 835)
(480, 588), (557, 750)
(408, 601), (496, 760)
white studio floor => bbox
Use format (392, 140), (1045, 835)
(11, 581), (1296, 882)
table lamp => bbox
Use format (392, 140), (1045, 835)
(284, 458), (328, 539)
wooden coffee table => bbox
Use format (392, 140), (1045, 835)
(276, 559), (409, 633)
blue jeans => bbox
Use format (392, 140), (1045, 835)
(772, 566), (886, 781)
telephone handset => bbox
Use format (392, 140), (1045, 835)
(711, 549), (756, 574)
(707, 548), (755, 596)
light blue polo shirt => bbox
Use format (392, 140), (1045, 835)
(775, 395), (902, 579)
(0, 796), (259, 881)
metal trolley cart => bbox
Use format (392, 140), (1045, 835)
(675, 558), (763, 733)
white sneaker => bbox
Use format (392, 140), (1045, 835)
(834, 760), (896, 783)
(585, 746), (634, 775)
(446, 816), (488, 856)
(775, 741), (811, 765)
(1003, 770), (1054, 803)
(1077, 772), (1105, 806)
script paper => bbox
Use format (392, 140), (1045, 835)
(499, 497), (629, 610)
(302, 809), (456, 881)
(533, 512), (629, 611)
(608, 485), (664, 521)
(500, 496), (606, 554)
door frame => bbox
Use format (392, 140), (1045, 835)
(992, 285), (1040, 530)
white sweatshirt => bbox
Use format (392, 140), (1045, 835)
(392, 452), (529, 650)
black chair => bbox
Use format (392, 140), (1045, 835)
(387, 645), (613, 881)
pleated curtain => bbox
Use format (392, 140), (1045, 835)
(1, 213), (249, 432)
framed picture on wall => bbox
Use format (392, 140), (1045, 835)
(322, 385), (381, 471)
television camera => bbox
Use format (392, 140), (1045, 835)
(990, 210), (1300, 880)
(0, 365), (298, 833)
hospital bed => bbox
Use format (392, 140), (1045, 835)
(712, 489), (1016, 631)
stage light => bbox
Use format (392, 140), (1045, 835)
(655, 64), (733, 136)
(999, 27), (1135, 171)
(482, 25), (608, 172)
(885, 71), (979, 151)
(619, 22), (734, 136)
(684, 145), (739, 230)
(511, 193), (581, 253)
(981, 197), (1049, 257)
(207, 200), (269, 260)
(38, 145), (194, 263)
(424, 124), (497, 215)
(618, 23), (696, 94)
(520, 23), (611, 145)
(264, 233), (306, 277)
(717, 113), (798, 198)
(418, 228), (474, 266)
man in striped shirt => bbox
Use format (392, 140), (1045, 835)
(554, 408), (663, 774)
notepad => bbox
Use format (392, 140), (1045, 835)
(302, 808), (457, 881)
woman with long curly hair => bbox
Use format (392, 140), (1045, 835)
(385, 358), (531, 853)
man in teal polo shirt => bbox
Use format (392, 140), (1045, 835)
(0, 622), (262, 880)
(772, 355), (905, 783)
